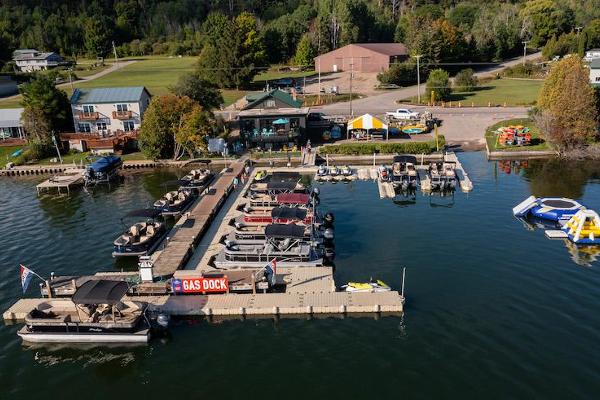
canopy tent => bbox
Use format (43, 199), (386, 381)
(72, 280), (129, 305)
(346, 113), (389, 140)
(272, 118), (289, 125)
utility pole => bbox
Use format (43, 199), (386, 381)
(349, 59), (354, 117)
(522, 41), (529, 65)
(414, 55), (422, 104)
(112, 41), (119, 68)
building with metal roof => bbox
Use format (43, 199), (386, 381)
(12, 49), (66, 72)
(70, 87), (151, 137)
(314, 43), (409, 73)
(0, 108), (25, 140)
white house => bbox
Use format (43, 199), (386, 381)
(12, 49), (66, 72)
(0, 108), (25, 140)
(70, 86), (151, 136)
(589, 59), (600, 86)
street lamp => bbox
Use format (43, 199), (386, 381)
(522, 41), (529, 65)
(414, 54), (423, 103)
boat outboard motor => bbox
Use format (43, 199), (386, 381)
(156, 313), (170, 330)
(311, 187), (321, 204)
(243, 204), (252, 213)
(323, 228), (335, 247)
(324, 247), (336, 261)
(401, 181), (409, 192)
(234, 221), (245, 229)
(323, 212), (334, 228)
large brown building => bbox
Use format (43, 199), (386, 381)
(314, 43), (409, 73)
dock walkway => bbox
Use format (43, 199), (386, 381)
(151, 162), (246, 279)
(36, 169), (84, 195)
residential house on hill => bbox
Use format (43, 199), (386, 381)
(0, 108), (25, 141)
(70, 86), (151, 137)
(12, 49), (67, 72)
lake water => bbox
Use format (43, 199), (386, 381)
(1, 153), (600, 399)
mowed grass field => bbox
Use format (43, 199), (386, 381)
(406, 78), (543, 107)
(0, 56), (248, 108)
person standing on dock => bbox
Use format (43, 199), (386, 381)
(233, 176), (239, 189)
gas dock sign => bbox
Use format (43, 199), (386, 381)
(171, 277), (229, 294)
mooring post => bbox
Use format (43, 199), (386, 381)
(401, 267), (406, 298)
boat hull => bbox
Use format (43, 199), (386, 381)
(18, 326), (150, 344)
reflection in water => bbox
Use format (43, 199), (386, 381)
(393, 189), (417, 207)
(563, 240), (600, 267)
(428, 192), (455, 208)
(27, 343), (146, 367)
(497, 159), (600, 199)
(141, 169), (182, 199)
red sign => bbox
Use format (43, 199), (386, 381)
(176, 277), (229, 293)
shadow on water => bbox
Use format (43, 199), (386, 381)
(38, 192), (85, 223)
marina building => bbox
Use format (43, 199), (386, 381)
(70, 86), (151, 137)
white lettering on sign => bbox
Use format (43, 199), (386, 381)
(180, 277), (228, 293)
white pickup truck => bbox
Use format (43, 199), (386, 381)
(385, 108), (420, 120)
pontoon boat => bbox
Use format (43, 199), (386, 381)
(17, 280), (150, 344)
(153, 188), (196, 216)
(84, 156), (122, 185)
(112, 209), (166, 257)
(391, 156), (418, 191)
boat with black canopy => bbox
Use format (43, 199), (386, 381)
(83, 155), (123, 186)
(215, 224), (327, 268)
(17, 280), (151, 344)
(112, 209), (166, 258)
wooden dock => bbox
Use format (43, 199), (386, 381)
(151, 162), (246, 279)
(445, 152), (473, 192)
(36, 169), (85, 195)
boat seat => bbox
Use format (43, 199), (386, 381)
(130, 225), (139, 236)
(146, 225), (155, 236)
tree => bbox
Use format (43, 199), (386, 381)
(169, 73), (224, 110)
(537, 56), (598, 149)
(584, 19), (600, 49)
(377, 60), (417, 86)
(83, 16), (113, 57)
(520, 0), (574, 47)
(426, 69), (451, 101)
(454, 69), (478, 92)
(19, 75), (71, 135)
(293, 34), (315, 67)
(175, 105), (215, 158)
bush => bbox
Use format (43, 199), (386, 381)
(377, 60), (419, 87)
(454, 68), (478, 92)
(319, 136), (445, 155)
(426, 69), (451, 101)
(503, 62), (545, 79)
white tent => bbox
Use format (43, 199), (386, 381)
(346, 113), (388, 140)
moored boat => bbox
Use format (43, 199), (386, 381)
(153, 188), (196, 216)
(84, 156), (123, 186)
(17, 280), (151, 344)
(391, 155), (418, 191)
(341, 279), (391, 293)
(112, 209), (166, 258)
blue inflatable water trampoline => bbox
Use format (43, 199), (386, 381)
(513, 196), (585, 222)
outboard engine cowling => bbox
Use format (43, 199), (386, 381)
(323, 212), (335, 227)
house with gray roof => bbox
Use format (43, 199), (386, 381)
(12, 49), (66, 72)
(0, 108), (25, 140)
(70, 86), (151, 136)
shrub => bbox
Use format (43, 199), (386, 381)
(426, 69), (451, 101)
(377, 60), (419, 87)
(503, 62), (545, 79)
(319, 136), (445, 155)
(454, 68), (478, 92)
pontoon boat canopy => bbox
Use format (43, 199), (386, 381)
(265, 224), (306, 239)
(266, 181), (297, 191)
(124, 208), (162, 218)
(275, 193), (310, 205)
(88, 156), (122, 173)
(72, 280), (129, 305)
(393, 155), (417, 164)
(271, 207), (307, 220)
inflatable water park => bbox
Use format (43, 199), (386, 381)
(513, 196), (600, 245)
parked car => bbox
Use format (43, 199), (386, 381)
(386, 108), (420, 120)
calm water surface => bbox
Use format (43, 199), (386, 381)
(1, 153), (600, 399)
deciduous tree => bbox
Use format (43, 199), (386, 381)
(426, 69), (451, 101)
(169, 73), (224, 110)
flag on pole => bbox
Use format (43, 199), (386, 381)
(20, 264), (35, 293)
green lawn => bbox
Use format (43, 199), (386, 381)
(36, 150), (148, 165)
(0, 97), (22, 109)
(0, 145), (23, 163)
(406, 78), (543, 107)
(253, 67), (315, 83)
(485, 118), (550, 152)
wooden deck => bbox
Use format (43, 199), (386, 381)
(151, 163), (246, 278)
(36, 169), (85, 195)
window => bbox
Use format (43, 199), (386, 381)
(78, 123), (91, 133)
(596, 77), (600, 82)
(83, 105), (94, 113)
(116, 104), (128, 112)
(265, 99), (276, 108)
(97, 122), (107, 131)
(123, 120), (135, 131)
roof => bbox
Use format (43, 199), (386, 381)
(71, 87), (149, 105)
(0, 108), (23, 128)
(13, 51), (62, 61)
(315, 43), (408, 58)
(265, 224), (306, 239)
(243, 89), (303, 110)
(347, 113), (388, 131)
(238, 107), (309, 117)
(587, 48), (600, 52)
(276, 193), (310, 205)
(72, 280), (129, 305)
(352, 43), (409, 56)
(271, 207), (307, 220)
(270, 172), (301, 182)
